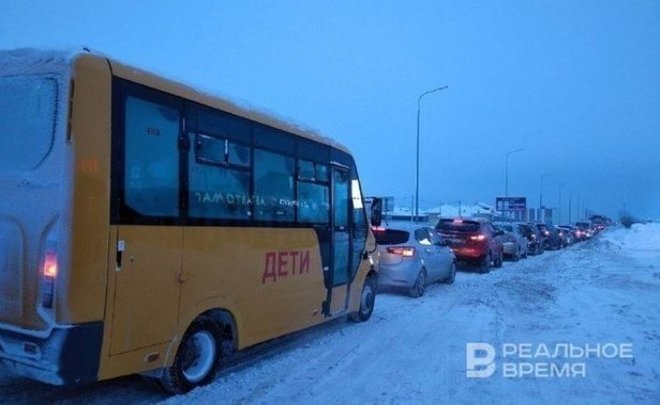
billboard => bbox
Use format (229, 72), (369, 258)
(496, 197), (527, 212)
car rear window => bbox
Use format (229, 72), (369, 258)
(436, 219), (480, 233)
(373, 229), (410, 245)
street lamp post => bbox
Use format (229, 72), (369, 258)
(558, 183), (566, 224)
(415, 85), (448, 223)
(505, 148), (525, 197)
(539, 173), (551, 222)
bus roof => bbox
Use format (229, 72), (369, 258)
(0, 48), (351, 155)
(106, 55), (352, 155)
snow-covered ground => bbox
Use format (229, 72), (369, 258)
(1, 225), (659, 403)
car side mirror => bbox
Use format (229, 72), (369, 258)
(370, 197), (383, 227)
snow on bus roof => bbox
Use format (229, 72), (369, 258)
(0, 47), (351, 154)
(0, 47), (75, 76)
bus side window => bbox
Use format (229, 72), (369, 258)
(123, 96), (180, 218)
(253, 149), (295, 222)
(188, 133), (251, 221)
(297, 159), (330, 224)
(297, 182), (329, 223)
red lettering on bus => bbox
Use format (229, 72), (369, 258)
(263, 250), (311, 284)
(289, 251), (299, 275)
(300, 251), (310, 274)
(262, 252), (277, 284)
(277, 252), (289, 277)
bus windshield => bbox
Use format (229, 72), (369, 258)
(0, 75), (58, 171)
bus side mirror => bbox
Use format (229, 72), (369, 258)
(370, 197), (383, 227)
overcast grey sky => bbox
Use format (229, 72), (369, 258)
(1, 0), (659, 219)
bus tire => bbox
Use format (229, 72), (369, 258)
(349, 275), (376, 323)
(159, 316), (222, 394)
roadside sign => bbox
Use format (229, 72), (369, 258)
(496, 197), (527, 212)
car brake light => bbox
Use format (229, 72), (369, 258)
(386, 246), (416, 257)
(469, 234), (486, 242)
(371, 226), (386, 231)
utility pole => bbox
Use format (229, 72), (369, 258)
(558, 183), (566, 225)
(540, 173), (551, 223)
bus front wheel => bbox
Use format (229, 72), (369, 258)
(349, 275), (376, 323)
(159, 316), (222, 394)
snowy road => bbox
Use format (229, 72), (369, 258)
(1, 225), (659, 404)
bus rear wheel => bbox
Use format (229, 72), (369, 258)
(159, 316), (222, 394)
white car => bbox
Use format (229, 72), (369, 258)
(493, 222), (529, 261)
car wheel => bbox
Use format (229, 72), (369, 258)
(494, 251), (503, 268)
(512, 248), (520, 262)
(480, 253), (491, 274)
(349, 276), (376, 322)
(159, 316), (222, 394)
(522, 248), (528, 259)
(409, 270), (427, 298)
(444, 262), (457, 284)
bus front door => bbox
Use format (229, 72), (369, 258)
(109, 226), (183, 355)
(329, 167), (351, 315)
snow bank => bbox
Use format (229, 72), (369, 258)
(601, 223), (660, 251)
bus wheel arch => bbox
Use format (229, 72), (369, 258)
(203, 308), (238, 357)
(158, 315), (223, 394)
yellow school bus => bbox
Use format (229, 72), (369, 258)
(0, 49), (379, 393)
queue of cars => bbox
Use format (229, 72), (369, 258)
(374, 217), (607, 297)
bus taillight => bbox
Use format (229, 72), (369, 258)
(42, 241), (57, 308)
(44, 254), (57, 278)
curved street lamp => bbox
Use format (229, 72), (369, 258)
(415, 85), (448, 223)
(558, 183), (567, 224)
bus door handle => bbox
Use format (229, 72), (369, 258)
(116, 240), (125, 272)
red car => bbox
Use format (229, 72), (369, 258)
(435, 218), (504, 273)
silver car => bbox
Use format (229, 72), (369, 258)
(493, 222), (529, 261)
(374, 225), (457, 297)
